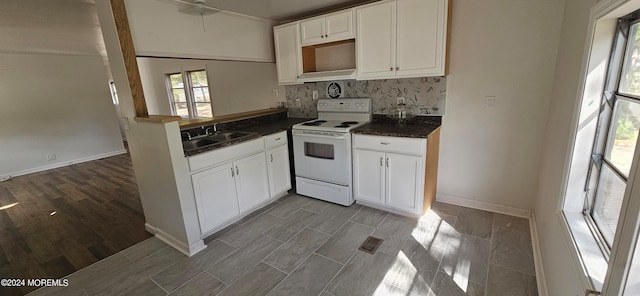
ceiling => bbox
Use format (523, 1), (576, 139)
(193, 0), (376, 22)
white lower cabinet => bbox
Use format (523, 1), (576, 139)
(191, 163), (240, 235)
(353, 134), (429, 216)
(235, 152), (271, 213)
(267, 144), (291, 198)
(190, 132), (293, 236)
(385, 152), (423, 213)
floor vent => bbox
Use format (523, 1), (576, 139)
(359, 236), (384, 254)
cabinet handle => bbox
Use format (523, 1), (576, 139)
(325, 34), (328, 38)
(386, 158), (389, 167)
(390, 67), (393, 71)
(231, 167), (234, 177)
(396, 67), (399, 71)
(380, 142), (390, 145)
(236, 166), (239, 175)
(321, 35), (324, 39)
(380, 157), (383, 167)
(270, 154), (274, 162)
(275, 137), (281, 141)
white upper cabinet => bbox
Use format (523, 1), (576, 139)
(274, 22), (302, 85)
(300, 10), (355, 46)
(357, 0), (448, 80)
(356, 1), (396, 79)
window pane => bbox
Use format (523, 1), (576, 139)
(620, 23), (640, 96)
(194, 102), (212, 118)
(605, 99), (640, 177)
(169, 73), (184, 88)
(172, 89), (186, 103)
(175, 103), (189, 118)
(193, 87), (210, 102)
(189, 70), (208, 87)
(593, 165), (626, 245)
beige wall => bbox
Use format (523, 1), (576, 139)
(534, 0), (598, 295)
(437, 0), (565, 210)
(125, 0), (276, 62)
(0, 53), (125, 178)
(137, 57), (286, 117)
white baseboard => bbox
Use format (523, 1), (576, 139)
(0, 149), (127, 181)
(145, 223), (206, 257)
(436, 193), (532, 218)
(530, 212), (549, 296)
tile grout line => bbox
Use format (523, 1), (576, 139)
(490, 262), (538, 277)
(319, 246), (360, 295)
(485, 213), (497, 295)
(206, 270), (230, 286)
(164, 243), (238, 294)
(149, 277), (170, 294)
(313, 251), (347, 267)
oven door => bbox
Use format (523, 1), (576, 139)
(292, 129), (350, 186)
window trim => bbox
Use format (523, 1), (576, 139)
(560, 1), (640, 294)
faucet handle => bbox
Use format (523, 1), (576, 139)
(181, 131), (192, 141)
(205, 127), (214, 135)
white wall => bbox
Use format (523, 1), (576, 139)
(437, 0), (565, 211)
(125, 0), (276, 62)
(137, 57), (285, 116)
(0, 53), (125, 178)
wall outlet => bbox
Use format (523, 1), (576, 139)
(122, 117), (130, 130)
(295, 99), (301, 107)
(46, 153), (56, 161)
(397, 97), (405, 105)
(312, 90), (319, 100)
(272, 89), (279, 97)
(485, 96), (496, 108)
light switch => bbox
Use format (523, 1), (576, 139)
(485, 96), (496, 108)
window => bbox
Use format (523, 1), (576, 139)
(167, 70), (212, 119)
(585, 14), (640, 249)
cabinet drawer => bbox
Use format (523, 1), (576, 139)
(353, 134), (426, 156)
(265, 131), (288, 149)
(188, 138), (265, 172)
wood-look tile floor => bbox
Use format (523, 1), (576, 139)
(0, 153), (151, 296)
(27, 194), (539, 296)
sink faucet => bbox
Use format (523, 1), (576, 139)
(205, 124), (217, 135)
(181, 131), (192, 141)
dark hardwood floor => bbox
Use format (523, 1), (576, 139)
(0, 152), (151, 295)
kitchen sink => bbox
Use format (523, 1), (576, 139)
(182, 131), (258, 152)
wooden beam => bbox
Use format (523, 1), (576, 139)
(109, 0), (148, 118)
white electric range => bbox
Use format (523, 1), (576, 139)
(292, 98), (372, 206)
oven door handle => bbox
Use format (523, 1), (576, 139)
(293, 131), (347, 140)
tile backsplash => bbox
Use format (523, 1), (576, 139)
(285, 77), (446, 118)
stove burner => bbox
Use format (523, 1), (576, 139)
(301, 120), (328, 126)
(334, 124), (351, 128)
(341, 121), (358, 125)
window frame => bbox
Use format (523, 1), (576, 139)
(165, 69), (212, 119)
(584, 13), (640, 252)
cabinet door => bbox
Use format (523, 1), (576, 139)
(268, 144), (291, 198)
(191, 163), (239, 234)
(353, 149), (385, 205)
(356, 1), (396, 80)
(235, 152), (270, 213)
(396, 0), (447, 77)
(324, 10), (354, 43)
(274, 23), (302, 84)
(300, 17), (325, 45)
(386, 153), (423, 214)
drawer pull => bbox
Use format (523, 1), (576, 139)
(236, 166), (239, 175)
(270, 154), (274, 162)
(231, 167), (234, 177)
(386, 158), (389, 167)
(275, 137), (282, 141)
(380, 142), (390, 145)
(380, 157), (383, 167)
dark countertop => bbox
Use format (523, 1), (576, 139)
(183, 117), (309, 156)
(351, 115), (442, 139)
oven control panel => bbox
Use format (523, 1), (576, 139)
(317, 98), (371, 113)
